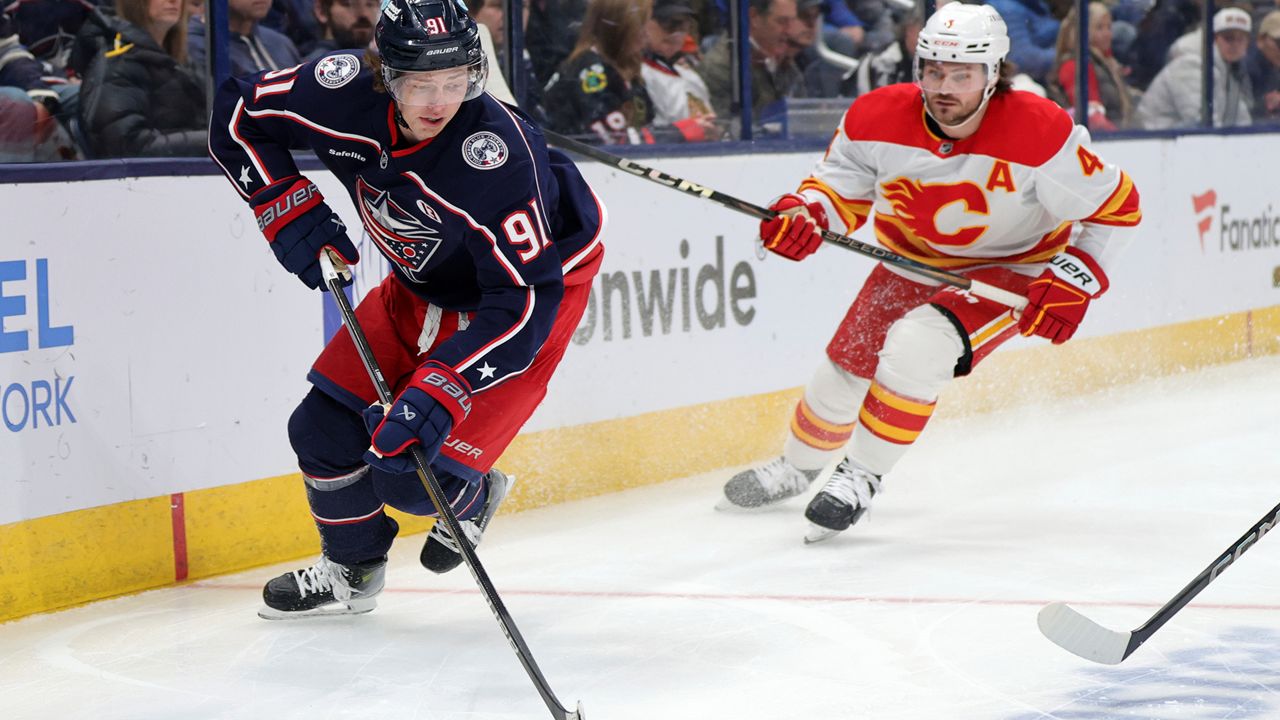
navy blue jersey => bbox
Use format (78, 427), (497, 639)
(209, 53), (605, 394)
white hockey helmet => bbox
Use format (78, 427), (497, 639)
(915, 3), (1010, 99)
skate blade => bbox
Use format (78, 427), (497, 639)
(257, 599), (377, 620)
(803, 523), (842, 545)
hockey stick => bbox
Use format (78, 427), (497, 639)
(319, 254), (584, 720)
(1038, 499), (1280, 664)
(543, 130), (1028, 311)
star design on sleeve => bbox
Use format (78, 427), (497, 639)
(477, 362), (497, 380)
(238, 165), (253, 190)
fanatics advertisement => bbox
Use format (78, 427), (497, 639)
(2, 132), (1278, 523)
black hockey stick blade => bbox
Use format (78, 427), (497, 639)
(319, 253), (585, 720)
(1039, 498), (1280, 665)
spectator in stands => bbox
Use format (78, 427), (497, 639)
(543, 0), (658, 143)
(791, 0), (845, 96)
(687, 0), (724, 41)
(1246, 10), (1280, 123)
(642, 0), (721, 140)
(303, 0), (378, 60)
(74, 0), (207, 157)
(8, 0), (93, 77)
(840, 0), (899, 54)
(471, 0), (545, 114)
(1051, 1), (1134, 130)
(265, 0), (322, 54)
(849, 8), (921, 96)
(0, 11), (79, 161)
(527, 0), (588, 86)
(1137, 6), (1254, 128)
(188, 0), (301, 76)
(988, 0), (1061, 84)
(473, 0), (507, 48)
(819, 0), (866, 56)
(1128, 0), (1200, 90)
(1255, 0), (1280, 29)
(699, 0), (803, 125)
(1, 10), (63, 119)
(1102, 0), (1144, 64)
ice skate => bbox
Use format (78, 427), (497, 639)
(421, 468), (514, 574)
(803, 459), (881, 544)
(717, 457), (820, 511)
(258, 555), (386, 619)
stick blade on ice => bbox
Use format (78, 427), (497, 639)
(1037, 602), (1133, 665)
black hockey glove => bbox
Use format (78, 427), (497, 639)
(363, 361), (472, 475)
(250, 176), (358, 290)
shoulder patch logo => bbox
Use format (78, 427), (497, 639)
(580, 63), (608, 94)
(315, 54), (361, 89)
(462, 131), (509, 170)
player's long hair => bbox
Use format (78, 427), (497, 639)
(567, 0), (653, 82)
(114, 0), (190, 63)
(367, 47), (386, 92)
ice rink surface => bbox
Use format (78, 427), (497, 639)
(3, 357), (1280, 720)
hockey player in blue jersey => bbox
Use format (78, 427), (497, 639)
(208, 0), (605, 618)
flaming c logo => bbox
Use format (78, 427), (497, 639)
(881, 177), (990, 246)
(1191, 188), (1216, 253)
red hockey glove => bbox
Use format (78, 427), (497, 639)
(1017, 246), (1109, 344)
(759, 193), (827, 261)
(363, 361), (472, 475)
(250, 176), (358, 290)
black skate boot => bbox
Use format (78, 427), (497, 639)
(258, 555), (386, 619)
(803, 458), (881, 544)
(717, 456), (820, 511)
(421, 468), (514, 574)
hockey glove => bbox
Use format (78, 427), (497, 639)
(363, 361), (472, 475)
(1017, 246), (1109, 344)
(759, 193), (827, 261)
(250, 176), (358, 290)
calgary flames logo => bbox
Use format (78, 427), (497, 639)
(356, 177), (442, 277)
(880, 177), (990, 247)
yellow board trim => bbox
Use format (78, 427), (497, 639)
(3, 306), (1279, 622)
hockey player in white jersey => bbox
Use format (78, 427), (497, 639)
(716, 3), (1142, 543)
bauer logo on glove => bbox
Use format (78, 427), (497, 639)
(1017, 246), (1109, 344)
(249, 176), (359, 290)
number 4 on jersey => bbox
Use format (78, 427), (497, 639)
(1077, 146), (1105, 176)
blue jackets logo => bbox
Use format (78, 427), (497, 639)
(355, 177), (443, 276)
(315, 54), (361, 89)
(462, 132), (508, 170)
(0, 258), (76, 432)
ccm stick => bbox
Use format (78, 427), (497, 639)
(543, 130), (1028, 311)
(319, 254), (584, 720)
(1039, 499), (1280, 664)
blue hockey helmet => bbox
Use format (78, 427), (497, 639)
(376, 0), (488, 103)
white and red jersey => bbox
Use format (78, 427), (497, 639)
(797, 84), (1141, 277)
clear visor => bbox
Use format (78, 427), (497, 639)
(914, 59), (991, 95)
(383, 60), (487, 106)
